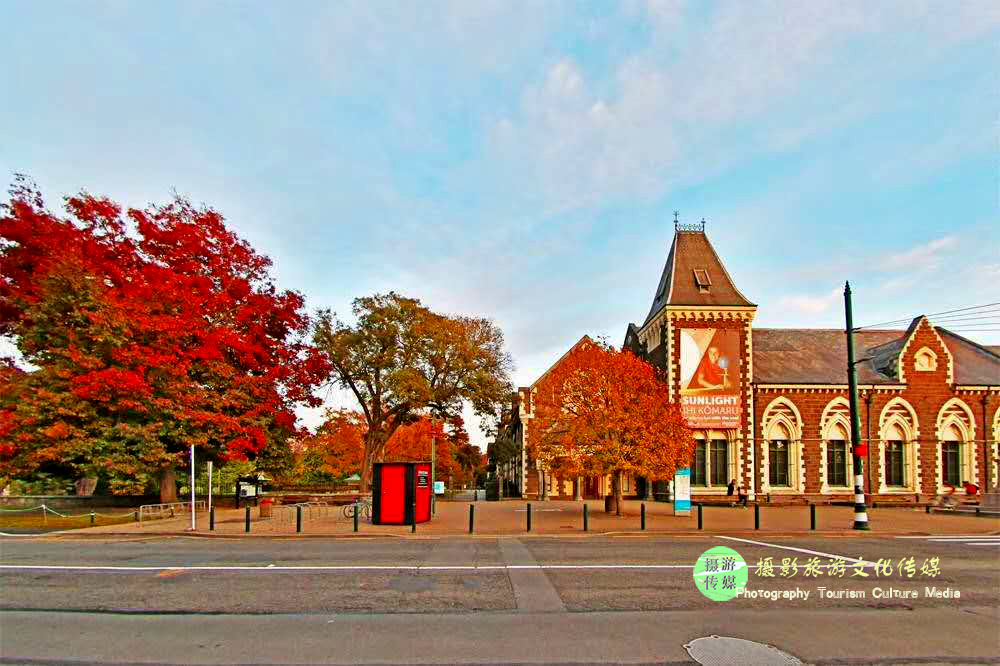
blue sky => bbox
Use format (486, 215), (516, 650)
(2, 1), (997, 443)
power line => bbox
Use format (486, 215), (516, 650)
(854, 302), (1000, 330)
(926, 311), (1000, 323)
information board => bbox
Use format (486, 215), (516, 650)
(673, 467), (691, 516)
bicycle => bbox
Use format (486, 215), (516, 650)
(342, 498), (372, 521)
(935, 494), (957, 510)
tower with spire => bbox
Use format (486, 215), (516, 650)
(624, 215), (757, 499)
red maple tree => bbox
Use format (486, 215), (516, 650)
(0, 178), (327, 499)
(527, 340), (693, 514)
(299, 410), (476, 489)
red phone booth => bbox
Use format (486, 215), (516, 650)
(371, 461), (432, 525)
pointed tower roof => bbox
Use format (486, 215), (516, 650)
(642, 220), (754, 327)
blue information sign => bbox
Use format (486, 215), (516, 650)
(674, 467), (691, 516)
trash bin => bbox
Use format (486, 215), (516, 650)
(604, 494), (615, 513)
(260, 498), (274, 518)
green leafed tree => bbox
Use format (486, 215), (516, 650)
(313, 292), (512, 492)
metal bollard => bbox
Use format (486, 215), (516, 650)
(583, 503), (589, 531)
(754, 503), (760, 530)
(210, 507), (215, 531)
(353, 503), (359, 532)
(925, 505), (931, 514)
(469, 505), (475, 534)
(296, 505), (302, 533)
(641, 502), (646, 531)
(698, 503), (703, 530)
(245, 506), (251, 533)
(526, 503), (532, 532)
(90, 511), (95, 526)
(810, 504), (817, 531)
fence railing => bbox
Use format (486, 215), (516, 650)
(139, 501), (207, 525)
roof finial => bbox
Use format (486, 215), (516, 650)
(675, 213), (706, 233)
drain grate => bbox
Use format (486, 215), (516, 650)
(684, 635), (803, 665)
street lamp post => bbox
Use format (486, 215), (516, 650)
(844, 282), (870, 530)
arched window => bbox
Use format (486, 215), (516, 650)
(936, 398), (976, 492)
(691, 431), (732, 490)
(820, 398), (853, 492)
(761, 398), (804, 492)
(879, 398), (920, 492)
(883, 422), (907, 487)
(825, 422), (851, 488)
(768, 423), (791, 487)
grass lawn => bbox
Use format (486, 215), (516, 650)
(0, 509), (140, 531)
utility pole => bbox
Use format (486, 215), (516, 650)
(844, 282), (870, 530)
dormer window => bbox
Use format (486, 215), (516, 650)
(693, 268), (712, 293)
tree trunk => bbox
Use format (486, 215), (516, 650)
(360, 430), (386, 494)
(159, 467), (178, 504)
(613, 471), (624, 516)
(74, 477), (98, 497)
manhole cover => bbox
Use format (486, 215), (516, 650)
(685, 636), (802, 665)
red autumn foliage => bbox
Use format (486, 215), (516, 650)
(527, 340), (693, 514)
(297, 410), (479, 488)
(0, 177), (327, 496)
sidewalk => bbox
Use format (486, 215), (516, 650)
(70, 499), (1000, 538)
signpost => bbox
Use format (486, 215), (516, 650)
(189, 445), (196, 531)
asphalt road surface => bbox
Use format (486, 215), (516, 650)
(1, 533), (998, 665)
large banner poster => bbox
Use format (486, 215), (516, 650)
(679, 328), (741, 429)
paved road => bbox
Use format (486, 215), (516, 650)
(1, 533), (998, 664)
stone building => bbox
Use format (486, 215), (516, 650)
(499, 220), (1000, 503)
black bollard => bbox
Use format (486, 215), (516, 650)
(583, 503), (589, 531)
(245, 506), (251, 533)
(296, 505), (302, 533)
(641, 502), (646, 531)
(354, 503), (359, 532)
(210, 507), (216, 531)
(526, 503), (532, 532)
(698, 503), (703, 530)
(90, 511), (95, 526)
(754, 503), (760, 530)
(810, 503), (817, 531)
(469, 505), (475, 534)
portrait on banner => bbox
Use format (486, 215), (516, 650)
(678, 328), (741, 428)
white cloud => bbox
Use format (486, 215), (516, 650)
(883, 237), (958, 271)
(486, 1), (1000, 213)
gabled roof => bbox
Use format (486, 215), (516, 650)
(530, 335), (594, 390)
(937, 328), (1000, 385)
(642, 228), (754, 328)
(752, 324), (1000, 385)
(752, 329), (901, 384)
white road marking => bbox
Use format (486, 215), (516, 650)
(716, 536), (876, 566)
(967, 542), (1000, 546)
(0, 564), (697, 573)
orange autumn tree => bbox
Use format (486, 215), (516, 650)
(296, 410), (465, 487)
(527, 340), (693, 515)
